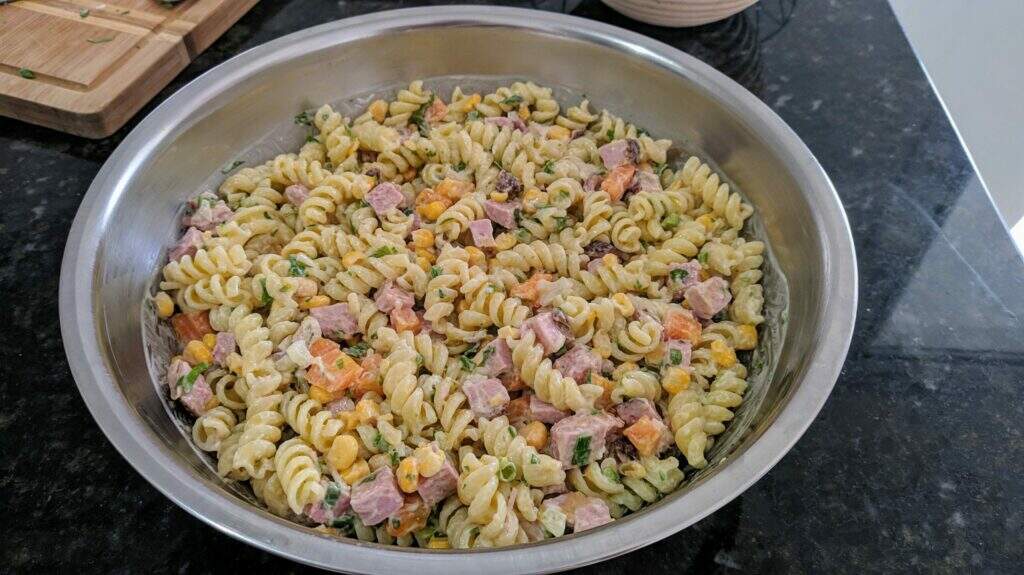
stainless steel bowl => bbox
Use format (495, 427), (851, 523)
(59, 7), (856, 574)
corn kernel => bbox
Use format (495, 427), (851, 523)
(489, 191), (508, 202)
(517, 103), (530, 120)
(293, 277), (318, 298)
(342, 251), (364, 267)
(494, 233), (517, 251)
(547, 125), (571, 140)
(300, 295), (331, 310)
(202, 333), (217, 349)
(436, 178), (473, 201)
(412, 443), (444, 477)
(411, 229), (435, 249)
(710, 339), (737, 368)
(522, 188), (544, 204)
(415, 248), (436, 264)
(338, 411), (359, 431)
(736, 325), (758, 350)
(427, 537), (451, 549)
(369, 100), (388, 123)
(396, 457), (420, 493)
(611, 293), (634, 316)
(183, 340), (213, 365)
(340, 459), (370, 484)
(696, 214), (716, 232)
(327, 434), (359, 473)
(309, 385), (333, 404)
(601, 253), (619, 267)
(153, 292), (175, 318)
(461, 93), (482, 113)
(465, 246), (486, 268)
(662, 367), (691, 395)
(521, 421), (549, 450)
(355, 398), (380, 424)
(418, 201), (447, 221)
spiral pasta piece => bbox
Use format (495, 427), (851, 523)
(274, 437), (326, 514)
(478, 416), (564, 487)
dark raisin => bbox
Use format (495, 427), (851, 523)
(495, 170), (523, 195)
(625, 138), (641, 164)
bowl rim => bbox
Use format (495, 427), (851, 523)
(59, 6), (857, 573)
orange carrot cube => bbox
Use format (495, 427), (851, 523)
(171, 311), (213, 343)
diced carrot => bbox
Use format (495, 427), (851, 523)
(171, 311), (213, 343)
(507, 396), (530, 424)
(307, 338), (362, 393)
(600, 164), (636, 202)
(309, 338), (340, 357)
(389, 307), (422, 333)
(510, 272), (553, 304)
(386, 494), (430, 537)
(664, 309), (702, 344)
(623, 416), (665, 457)
(425, 99), (449, 124)
(351, 353), (384, 399)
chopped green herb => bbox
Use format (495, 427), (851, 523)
(259, 278), (272, 306)
(571, 435), (592, 467)
(369, 246), (398, 258)
(79, 8), (90, 17)
(388, 449), (400, 466)
(416, 353), (424, 367)
(324, 482), (341, 506)
(305, 135), (318, 144)
(516, 229), (531, 243)
(263, 211), (272, 219)
(18, 68), (35, 80)
(467, 110), (481, 121)
(454, 161), (467, 171)
(669, 268), (688, 283)
(498, 458), (518, 481)
(331, 515), (354, 531)
(637, 128), (648, 137)
(410, 94), (435, 137)
(372, 432), (390, 453)
(294, 111), (312, 126)
(606, 128), (615, 140)
(501, 95), (523, 107)
(176, 362), (208, 393)
(662, 213), (680, 229)
(459, 354), (476, 372)
(529, 454), (539, 465)
(669, 349), (683, 366)
(553, 216), (569, 232)
(429, 265), (442, 279)
(220, 160), (245, 174)
(343, 342), (370, 358)
(87, 36), (114, 44)
(541, 160), (555, 174)
(602, 467), (621, 483)
(507, 426), (517, 438)
(698, 251), (709, 265)
(478, 345), (495, 366)
(287, 255), (307, 277)
(492, 159), (503, 171)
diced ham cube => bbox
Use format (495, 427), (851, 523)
(416, 458), (458, 506)
(468, 219), (495, 248)
(668, 261), (702, 297)
(168, 227), (204, 262)
(483, 199), (519, 229)
(166, 358), (192, 397)
(373, 280), (414, 313)
(684, 276), (732, 318)
(494, 171), (523, 196)
(310, 304), (358, 339)
(350, 467), (404, 526)
(305, 480), (352, 524)
(573, 498), (612, 532)
(325, 397), (355, 415)
(529, 394), (570, 424)
(583, 174), (603, 192)
(185, 200), (233, 231)
(598, 139), (640, 169)
(553, 345), (602, 385)
(365, 182), (404, 215)
(485, 115), (527, 132)
(522, 311), (568, 355)
(212, 332), (236, 366)
(664, 340), (692, 368)
(462, 374), (510, 418)
(614, 398), (663, 426)
(481, 338), (513, 377)
(542, 492), (587, 523)
(179, 375), (213, 416)
(637, 170), (662, 192)
(549, 412), (624, 468)
(284, 184), (310, 206)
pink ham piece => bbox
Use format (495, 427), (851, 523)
(583, 174), (603, 192)
(598, 139), (640, 169)
(486, 115), (527, 132)
(185, 199), (233, 231)
(310, 303), (358, 338)
(284, 184), (310, 206)
(168, 227), (204, 262)
(462, 374), (510, 418)
(178, 376), (213, 416)
(350, 467), (404, 526)
(374, 280), (415, 313)
(553, 345), (602, 384)
(615, 398), (663, 426)
(529, 394), (570, 424)
(573, 498), (612, 532)
(468, 219), (495, 248)
(416, 458), (459, 506)
(481, 338), (513, 377)
(637, 170), (662, 192)
(483, 199), (519, 229)
(549, 412), (624, 468)
(325, 397), (355, 415)
(664, 340), (692, 368)
(305, 480), (352, 524)
(668, 261), (702, 296)
(212, 332), (236, 366)
(684, 276), (732, 318)
(522, 312), (567, 355)
(166, 358), (192, 397)
(365, 182), (404, 215)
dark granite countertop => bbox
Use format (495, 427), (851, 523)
(2, 0), (1022, 573)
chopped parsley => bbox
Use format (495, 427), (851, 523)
(220, 159), (245, 174)
(344, 341), (370, 358)
(294, 111), (312, 126)
(454, 161), (467, 171)
(177, 363), (208, 393)
(331, 515), (354, 532)
(372, 432), (390, 453)
(602, 467), (621, 483)
(529, 454), (539, 465)
(259, 278), (273, 306)
(553, 216), (569, 232)
(698, 251), (709, 265)
(605, 128), (615, 140)
(305, 135), (318, 143)
(87, 37), (114, 44)
(571, 435), (592, 467)
(79, 8), (90, 17)
(501, 95), (523, 107)
(541, 159), (555, 174)
(669, 349), (683, 366)
(661, 213), (680, 229)
(18, 68), (35, 80)
(287, 255), (307, 277)
(669, 268), (689, 283)
(410, 94), (435, 137)
(507, 425), (517, 438)
(516, 229), (532, 243)
(467, 110), (481, 121)
(369, 246), (398, 257)
(478, 345), (495, 366)
(458, 354), (476, 372)
(429, 265), (442, 279)
(324, 482), (341, 506)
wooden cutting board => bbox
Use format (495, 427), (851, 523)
(0, 0), (257, 138)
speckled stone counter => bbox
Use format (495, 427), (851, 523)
(2, 0), (1022, 573)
